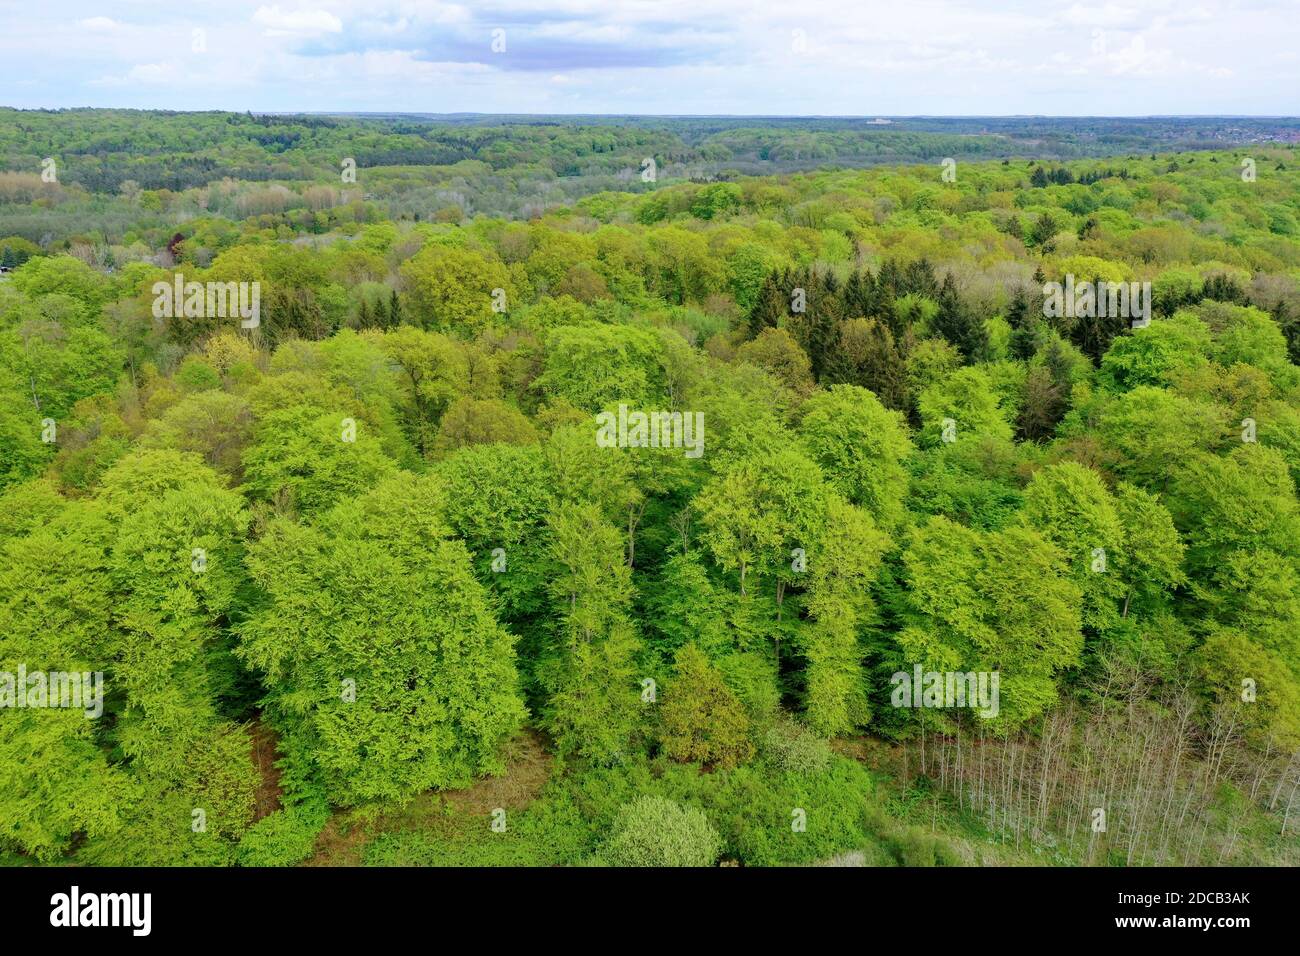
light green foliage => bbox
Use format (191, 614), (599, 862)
(534, 323), (665, 411)
(1112, 483), (1186, 617)
(95, 451), (249, 771)
(0, 451), (259, 864)
(1096, 386), (1229, 486)
(1201, 549), (1300, 664)
(1019, 462), (1126, 632)
(1257, 400), (1300, 490)
(241, 406), (398, 516)
(0, 708), (129, 861)
(539, 502), (643, 763)
(707, 757), (880, 866)
(898, 516), (1083, 726)
(435, 397), (538, 452)
(399, 242), (515, 333)
(907, 434), (1026, 530)
(239, 474), (526, 805)
(0, 498), (129, 860)
(917, 365), (1014, 446)
(4, 120), (1300, 867)
(8, 256), (110, 319)
(736, 328), (815, 397)
(803, 496), (891, 735)
(1195, 630), (1300, 748)
(1098, 313), (1212, 391)
(139, 390), (253, 476)
(1167, 445), (1300, 573)
(645, 226), (725, 304)
(237, 802), (329, 867)
(645, 551), (731, 656)
(544, 422), (641, 526)
(0, 395), (53, 488)
(437, 443), (555, 619)
(905, 337), (963, 396)
(799, 384), (913, 530)
(0, 320), (124, 421)
(375, 325), (475, 456)
(1195, 301), (1292, 381)
(598, 796), (722, 867)
(886, 826), (964, 866)
(726, 242), (781, 314)
(81, 721), (259, 866)
(695, 444), (827, 598)
(175, 356), (222, 393)
(690, 182), (743, 221)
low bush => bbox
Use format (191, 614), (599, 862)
(238, 801), (328, 867)
(598, 795), (722, 867)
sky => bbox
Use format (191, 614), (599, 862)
(0, 0), (1297, 116)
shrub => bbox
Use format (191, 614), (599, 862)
(599, 796), (721, 867)
(812, 850), (866, 866)
(713, 758), (879, 866)
(364, 795), (594, 868)
(238, 802), (328, 867)
(175, 357), (223, 392)
(762, 716), (831, 775)
(887, 826), (963, 867)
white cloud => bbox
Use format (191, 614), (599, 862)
(1, 0), (1294, 113)
(252, 5), (343, 37)
(1061, 3), (1141, 27)
(90, 61), (181, 87)
(359, 17), (411, 35)
(78, 16), (120, 32)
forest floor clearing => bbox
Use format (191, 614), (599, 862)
(305, 730), (554, 866)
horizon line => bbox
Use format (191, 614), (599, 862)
(3, 106), (1300, 121)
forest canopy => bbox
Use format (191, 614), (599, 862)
(2, 111), (1299, 868)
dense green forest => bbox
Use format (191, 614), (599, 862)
(2, 111), (1300, 867)
(3, 109), (1298, 245)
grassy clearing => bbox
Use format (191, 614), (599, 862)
(303, 729), (1298, 867)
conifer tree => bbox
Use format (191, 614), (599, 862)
(933, 274), (989, 361)
(658, 643), (754, 769)
(747, 272), (786, 338)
